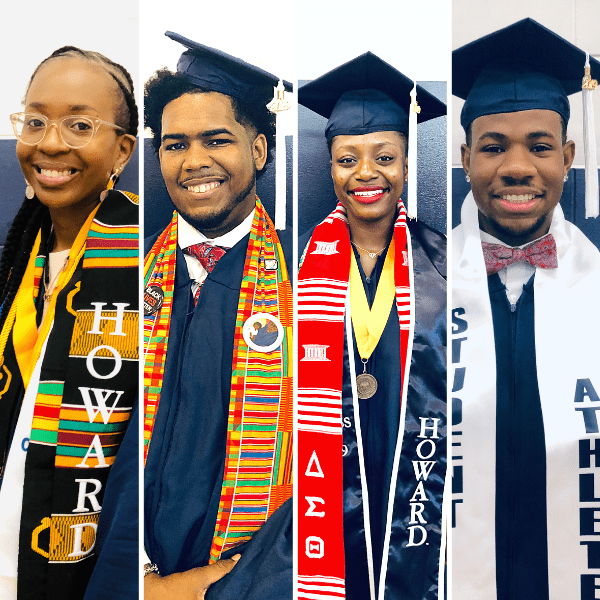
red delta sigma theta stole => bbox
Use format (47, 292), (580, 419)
(297, 201), (412, 600)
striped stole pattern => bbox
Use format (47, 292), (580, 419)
(143, 218), (178, 462)
(297, 201), (411, 600)
(142, 200), (293, 563)
(210, 200), (293, 561)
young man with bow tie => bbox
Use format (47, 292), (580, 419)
(452, 18), (600, 600)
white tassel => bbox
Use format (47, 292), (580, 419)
(267, 80), (291, 230)
(407, 83), (420, 220)
(274, 112), (286, 230)
(582, 53), (599, 219)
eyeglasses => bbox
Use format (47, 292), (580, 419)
(9, 112), (126, 149)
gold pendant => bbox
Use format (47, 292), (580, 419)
(356, 357), (377, 399)
(356, 372), (377, 399)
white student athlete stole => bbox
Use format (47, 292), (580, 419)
(452, 192), (600, 599)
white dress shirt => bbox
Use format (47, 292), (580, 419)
(177, 211), (255, 296)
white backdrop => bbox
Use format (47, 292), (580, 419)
(0, 0), (139, 138)
(140, 0), (299, 139)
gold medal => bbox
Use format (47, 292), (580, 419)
(356, 359), (378, 399)
(356, 374), (377, 399)
(350, 242), (394, 400)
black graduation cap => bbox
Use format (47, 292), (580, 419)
(298, 52), (446, 141)
(453, 18), (600, 131)
(164, 31), (293, 229)
(165, 31), (293, 104)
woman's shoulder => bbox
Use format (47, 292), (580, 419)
(407, 219), (447, 279)
(96, 189), (139, 226)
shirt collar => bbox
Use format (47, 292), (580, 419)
(479, 229), (550, 249)
(177, 208), (255, 250)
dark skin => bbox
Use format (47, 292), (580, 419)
(158, 92), (267, 238)
(144, 555), (240, 600)
(461, 109), (575, 246)
(146, 94), (265, 599)
(330, 131), (408, 276)
(17, 58), (136, 251)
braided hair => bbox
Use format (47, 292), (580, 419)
(26, 46), (138, 137)
(0, 47), (138, 332)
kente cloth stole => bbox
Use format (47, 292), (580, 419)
(143, 198), (293, 562)
(297, 201), (412, 600)
(0, 190), (138, 600)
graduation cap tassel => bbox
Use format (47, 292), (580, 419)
(268, 80), (291, 230)
(583, 53), (599, 219)
(274, 112), (286, 229)
(407, 83), (420, 220)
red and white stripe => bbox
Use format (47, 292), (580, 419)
(298, 575), (346, 599)
(298, 388), (343, 435)
(298, 279), (347, 322)
(395, 286), (411, 330)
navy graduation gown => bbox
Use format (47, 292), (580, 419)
(299, 219), (447, 600)
(84, 402), (139, 600)
(489, 274), (549, 600)
(144, 228), (292, 599)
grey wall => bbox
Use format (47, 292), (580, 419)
(298, 81), (447, 236)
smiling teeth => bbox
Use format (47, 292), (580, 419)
(502, 194), (536, 203)
(353, 189), (383, 197)
(187, 181), (222, 193)
(40, 169), (73, 178)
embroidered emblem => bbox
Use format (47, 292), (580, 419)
(301, 344), (330, 361)
(305, 450), (324, 477)
(403, 250), (409, 266)
(242, 313), (284, 353)
(31, 513), (99, 561)
(0, 363), (12, 399)
(311, 240), (339, 255)
(265, 258), (278, 271)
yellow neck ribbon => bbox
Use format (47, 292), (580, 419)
(349, 237), (396, 360)
(11, 204), (100, 388)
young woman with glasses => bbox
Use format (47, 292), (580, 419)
(0, 47), (139, 600)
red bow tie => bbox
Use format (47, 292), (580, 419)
(183, 242), (228, 303)
(482, 234), (558, 275)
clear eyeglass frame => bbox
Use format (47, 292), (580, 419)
(9, 112), (126, 149)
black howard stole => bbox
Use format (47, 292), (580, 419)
(342, 221), (447, 600)
(13, 191), (138, 600)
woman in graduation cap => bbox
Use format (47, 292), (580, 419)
(297, 53), (447, 600)
(451, 18), (600, 600)
(0, 47), (139, 600)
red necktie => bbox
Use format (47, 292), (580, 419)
(482, 234), (558, 276)
(183, 242), (227, 304)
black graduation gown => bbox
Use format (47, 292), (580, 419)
(299, 220), (447, 600)
(84, 401), (139, 600)
(489, 273), (549, 600)
(144, 228), (293, 600)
